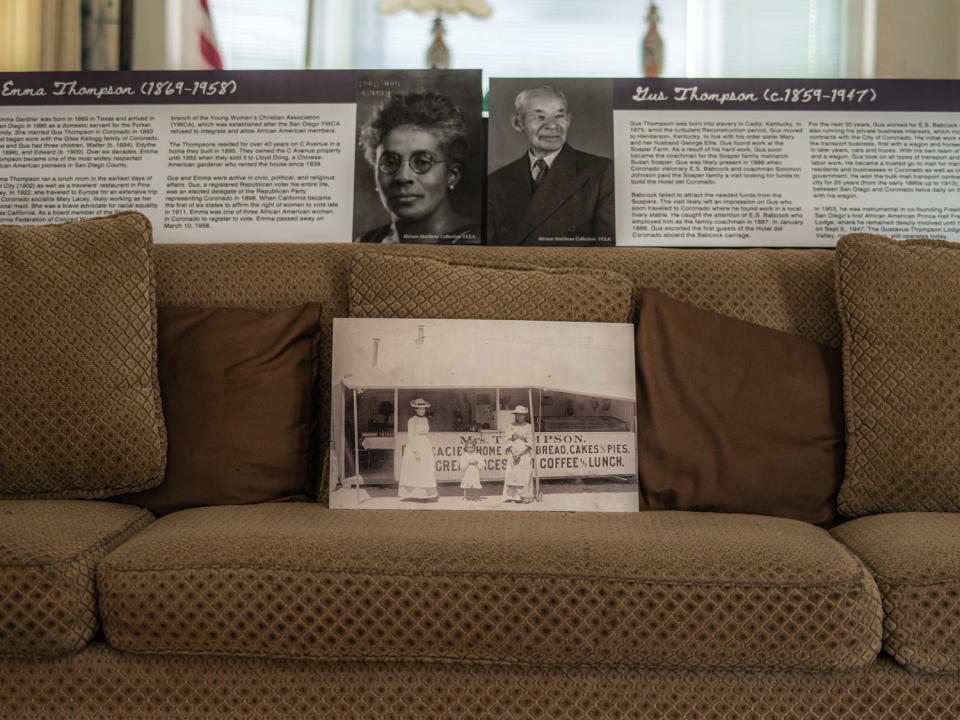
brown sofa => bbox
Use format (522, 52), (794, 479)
(2, 241), (959, 719)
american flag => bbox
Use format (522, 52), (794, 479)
(182, 0), (223, 70)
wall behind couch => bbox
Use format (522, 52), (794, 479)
(126, 0), (960, 80)
(875, 0), (960, 78)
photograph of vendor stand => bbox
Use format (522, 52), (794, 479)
(330, 318), (638, 511)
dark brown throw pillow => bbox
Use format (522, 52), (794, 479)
(115, 304), (322, 515)
(636, 288), (843, 525)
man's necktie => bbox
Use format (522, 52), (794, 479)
(532, 158), (548, 191)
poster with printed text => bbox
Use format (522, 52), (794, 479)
(613, 78), (960, 246)
(488, 76), (960, 246)
(0, 70), (358, 242)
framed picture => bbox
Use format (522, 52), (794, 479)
(330, 318), (638, 512)
(486, 77), (614, 246)
(352, 69), (482, 244)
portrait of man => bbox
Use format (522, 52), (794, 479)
(486, 82), (614, 246)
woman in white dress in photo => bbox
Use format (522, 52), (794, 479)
(459, 436), (484, 501)
(502, 405), (535, 503)
(398, 398), (438, 500)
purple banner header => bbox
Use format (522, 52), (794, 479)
(0, 70), (357, 106)
(613, 78), (960, 112)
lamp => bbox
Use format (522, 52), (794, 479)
(377, 0), (493, 69)
(642, 2), (664, 77)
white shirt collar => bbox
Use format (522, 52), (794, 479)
(528, 147), (562, 173)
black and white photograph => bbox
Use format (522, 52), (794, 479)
(486, 77), (615, 246)
(352, 69), (483, 244)
(330, 318), (638, 512)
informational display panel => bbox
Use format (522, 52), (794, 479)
(0, 71), (357, 241)
(489, 77), (960, 246)
(614, 78), (960, 246)
(7, 73), (956, 246)
(0, 69), (482, 244)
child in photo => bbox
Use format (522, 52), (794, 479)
(459, 437), (484, 501)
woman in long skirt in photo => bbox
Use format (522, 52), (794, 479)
(502, 405), (535, 503)
(398, 398), (438, 500)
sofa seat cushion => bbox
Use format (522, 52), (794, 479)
(98, 505), (881, 670)
(832, 513), (960, 673)
(0, 501), (153, 657)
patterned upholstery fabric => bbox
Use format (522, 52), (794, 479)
(3, 645), (958, 720)
(351, 244), (841, 346)
(832, 513), (960, 673)
(349, 253), (634, 322)
(0, 501), (152, 658)
(98, 505), (881, 670)
(153, 243), (838, 504)
(835, 234), (960, 516)
(0, 212), (166, 498)
(153, 244), (837, 345)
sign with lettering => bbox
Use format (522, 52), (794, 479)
(614, 78), (960, 246)
(411, 431), (637, 481)
(0, 69), (482, 244)
(487, 77), (960, 246)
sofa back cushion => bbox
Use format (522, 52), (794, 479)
(835, 233), (960, 516)
(0, 212), (166, 499)
(151, 243), (839, 502)
(152, 244), (838, 344)
(349, 252), (634, 322)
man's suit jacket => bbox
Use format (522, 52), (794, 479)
(486, 144), (614, 245)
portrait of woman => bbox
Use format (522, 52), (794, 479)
(502, 404), (535, 503)
(398, 397), (438, 500)
(355, 91), (480, 244)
